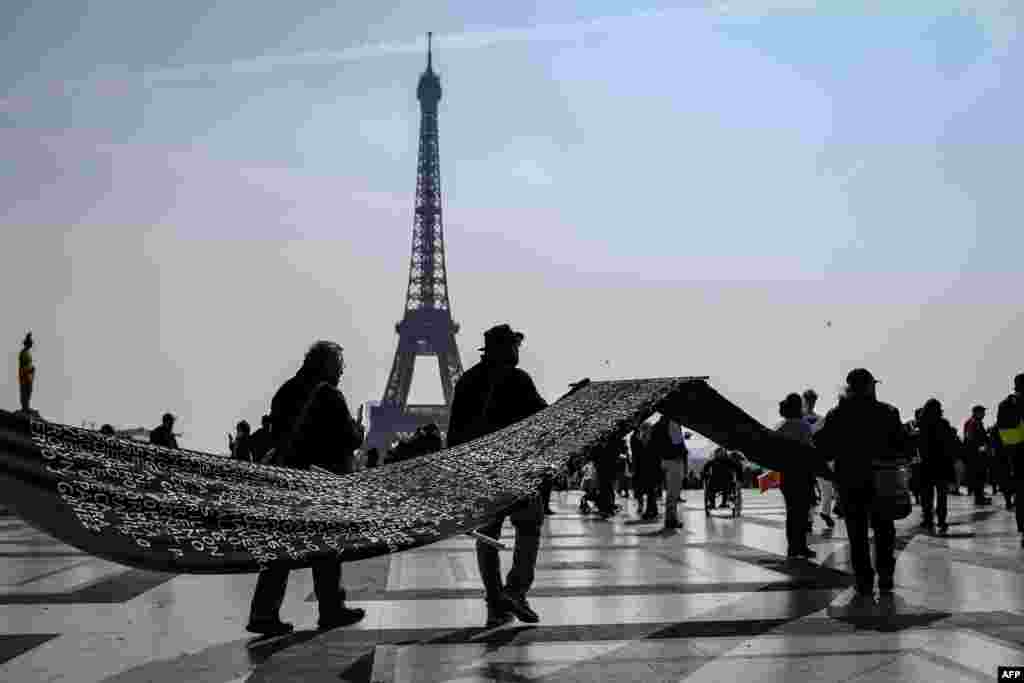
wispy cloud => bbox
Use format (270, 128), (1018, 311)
(5, 2), (1018, 112)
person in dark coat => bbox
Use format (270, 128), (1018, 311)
(447, 324), (548, 628)
(150, 413), (178, 449)
(917, 398), (959, 535)
(246, 340), (366, 636)
(632, 423), (661, 520)
(989, 425), (1013, 510)
(248, 414), (274, 464)
(813, 368), (909, 598)
(776, 393), (816, 559)
(996, 373), (1024, 546)
(229, 420), (254, 462)
(963, 405), (992, 505)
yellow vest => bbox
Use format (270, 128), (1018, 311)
(1000, 424), (1024, 447)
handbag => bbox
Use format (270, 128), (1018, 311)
(872, 460), (912, 520)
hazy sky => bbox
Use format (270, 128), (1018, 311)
(2, 2), (1022, 452)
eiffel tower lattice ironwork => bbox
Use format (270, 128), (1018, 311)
(366, 33), (464, 451)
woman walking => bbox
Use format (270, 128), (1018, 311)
(776, 393), (816, 559)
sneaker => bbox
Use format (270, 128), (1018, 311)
(878, 579), (894, 595)
(797, 547), (817, 559)
(499, 591), (539, 623)
(975, 498), (992, 506)
(317, 606), (366, 631)
(485, 604), (514, 628)
(246, 618), (294, 637)
(819, 513), (835, 529)
(937, 524), (948, 535)
(544, 508), (555, 515)
(664, 520), (682, 530)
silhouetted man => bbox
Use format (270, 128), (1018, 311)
(247, 340), (366, 635)
(804, 388), (835, 530)
(248, 415), (274, 463)
(814, 369), (909, 598)
(17, 332), (34, 413)
(150, 413), (178, 449)
(997, 373), (1024, 548)
(963, 405), (992, 505)
(229, 420), (254, 462)
(447, 324), (548, 628)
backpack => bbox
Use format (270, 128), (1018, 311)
(996, 395), (1021, 430)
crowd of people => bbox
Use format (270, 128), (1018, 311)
(15, 327), (1024, 631)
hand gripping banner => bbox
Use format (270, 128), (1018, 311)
(0, 377), (827, 574)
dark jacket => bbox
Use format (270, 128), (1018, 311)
(270, 370), (362, 473)
(248, 427), (273, 463)
(447, 360), (547, 449)
(231, 434), (255, 462)
(150, 424), (178, 449)
(813, 397), (908, 494)
(775, 417), (815, 498)
(917, 416), (960, 482)
(963, 417), (988, 454)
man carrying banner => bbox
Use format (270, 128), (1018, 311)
(447, 324), (548, 628)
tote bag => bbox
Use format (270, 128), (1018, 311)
(872, 461), (912, 521)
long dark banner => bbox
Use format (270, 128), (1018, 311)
(0, 377), (824, 574)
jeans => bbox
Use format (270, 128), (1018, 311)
(1011, 448), (1024, 533)
(540, 478), (552, 511)
(249, 558), (345, 622)
(919, 477), (948, 526)
(477, 498), (542, 603)
(968, 453), (989, 501)
(782, 487), (811, 553)
(661, 459), (685, 525)
(843, 494), (896, 591)
(818, 477), (835, 515)
(634, 465), (661, 516)
(19, 382), (32, 412)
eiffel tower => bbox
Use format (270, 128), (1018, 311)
(366, 33), (464, 452)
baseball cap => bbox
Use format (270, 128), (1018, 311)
(846, 368), (880, 389)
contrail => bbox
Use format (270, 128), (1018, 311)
(141, 8), (691, 85)
(138, 1), (1021, 85)
(4, 1), (1018, 109)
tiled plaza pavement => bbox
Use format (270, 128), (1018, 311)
(2, 489), (1024, 682)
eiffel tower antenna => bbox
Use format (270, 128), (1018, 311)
(366, 33), (464, 451)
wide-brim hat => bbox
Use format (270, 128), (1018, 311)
(479, 324), (524, 351)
